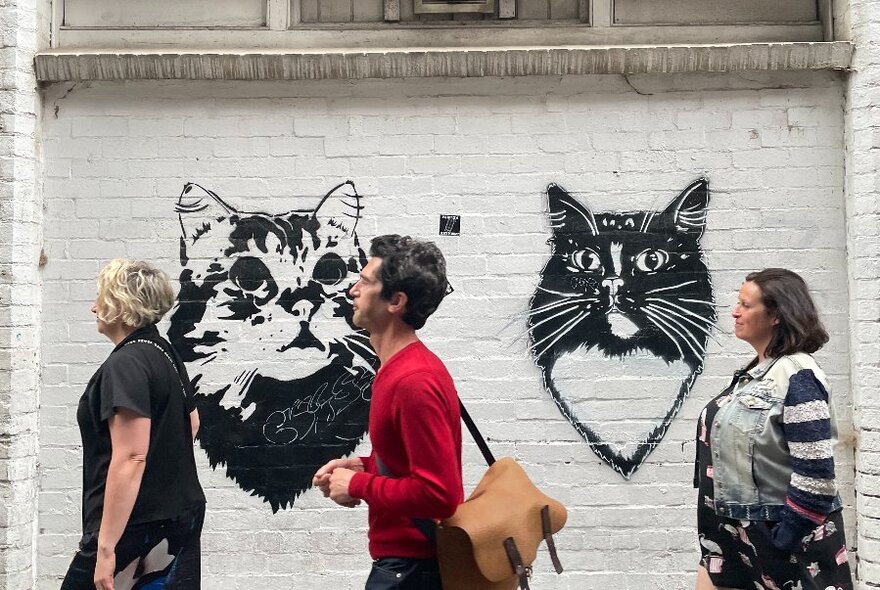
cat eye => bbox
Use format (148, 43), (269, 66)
(313, 253), (348, 286)
(228, 257), (277, 301)
(567, 249), (602, 272)
(634, 248), (670, 272)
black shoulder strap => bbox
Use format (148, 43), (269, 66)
(459, 399), (495, 467)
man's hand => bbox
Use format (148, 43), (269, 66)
(312, 457), (364, 503)
(94, 547), (116, 590)
(329, 468), (360, 507)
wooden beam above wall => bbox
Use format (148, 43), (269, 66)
(34, 41), (853, 82)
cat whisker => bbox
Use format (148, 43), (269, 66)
(501, 302), (583, 348)
(647, 298), (718, 326)
(647, 300), (725, 337)
(676, 297), (725, 308)
(526, 298), (578, 316)
(531, 309), (590, 361)
(644, 308), (699, 361)
(643, 306), (705, 359)
(642, 312), (686, 361)
(646, 303), (709, 349)
(527, 297), (598, 317)
(652, 311), (725, 344)
(644, 280), (698, 295)
(535, 285), (596, 298)
(496, 317), (533, 349)
(645, 302), (722, 346)
(526, 303), (585, 334)
(646, 297), (716, 323)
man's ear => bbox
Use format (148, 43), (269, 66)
(388, 292), (408, 316)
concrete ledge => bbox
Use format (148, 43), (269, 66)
(34, 42), (853, 82)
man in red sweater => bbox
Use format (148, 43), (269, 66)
(313, 234), (462, 589)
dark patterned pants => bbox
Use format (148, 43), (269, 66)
(61, 504), (204, 590)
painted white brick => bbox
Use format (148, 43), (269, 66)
(293, 116), (349, 137)
(19, 47), (878, 590)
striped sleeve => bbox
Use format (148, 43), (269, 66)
(771, 369), (837, 551)
(783, 369), (837, 520)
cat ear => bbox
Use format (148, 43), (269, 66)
(547, 183), (598, 237)
(313, 180), (362, 237)
(175, 183), (237, 243)
(656, 178), (710, 238)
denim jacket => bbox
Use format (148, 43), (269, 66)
(705, 353), (842, 521)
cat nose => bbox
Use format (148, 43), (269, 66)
(602, 277), (624, 296)
(289, 299), (312, 318)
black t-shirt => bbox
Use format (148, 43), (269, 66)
(76, 324), (205, 533)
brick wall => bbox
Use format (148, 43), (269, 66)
(846, 1), (880, 588)
(0, 1), (42, 589)
(37, 72), (854, 589)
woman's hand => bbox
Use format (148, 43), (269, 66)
(94, 547), (116, 590)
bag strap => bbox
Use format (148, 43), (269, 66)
(458, 399), (495, 467)
(503, 537), (531, 590)
(126, 338), (180, 375)
(541, 505), (564, 574)
(124, 338), (190, 404)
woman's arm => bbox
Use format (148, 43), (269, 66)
(772, 369), (837, 551)
(95, 408), (151, 590)
(189, 408), (200, 442)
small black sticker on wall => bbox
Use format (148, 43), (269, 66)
(440, 215), (461, 236)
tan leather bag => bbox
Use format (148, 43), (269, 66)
(436, 404), (567, 590)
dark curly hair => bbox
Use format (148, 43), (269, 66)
(745, 268), (829, 358)
(369, 234), (448, 330)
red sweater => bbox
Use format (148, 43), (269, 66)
(348, 341), (463, 559)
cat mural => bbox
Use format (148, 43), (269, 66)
(528, 179), (715, 478)
(168, 181), (377, 511)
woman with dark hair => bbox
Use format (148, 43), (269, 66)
(694, 268), (853, 590)
(62, 259), (205, 590)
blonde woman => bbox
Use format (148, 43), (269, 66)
(62, 259), (205, 590)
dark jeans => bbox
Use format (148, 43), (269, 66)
(61, 504), (204, 590)
(365, 557), (442, 590)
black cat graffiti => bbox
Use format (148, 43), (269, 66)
(168, 181), (378, 511)
(528, 179), (715, 478)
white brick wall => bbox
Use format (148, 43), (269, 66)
(846, 1), (880, 589)
(34, 72), (856, 589)
(0, 1), (43, 589)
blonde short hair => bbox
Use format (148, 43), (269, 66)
(96, 258), (175, 328)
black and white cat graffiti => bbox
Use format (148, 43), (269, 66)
(528, 179), (716, 478)
(167, 181), (378, 511)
